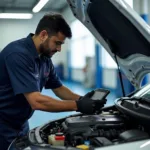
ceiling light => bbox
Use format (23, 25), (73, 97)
(32, 0), (49, 13)
(0, 13), (33, 19)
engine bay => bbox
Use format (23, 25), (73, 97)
(37, 106), (149, 149)
(13, 94), (150, 150)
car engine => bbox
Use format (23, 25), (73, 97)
(38, 107), (149, 149)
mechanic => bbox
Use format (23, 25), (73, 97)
(0, 13), (106, 150)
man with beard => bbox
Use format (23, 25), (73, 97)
(0, 13), (106, 149)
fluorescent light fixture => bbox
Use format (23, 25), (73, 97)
(0, 13), (33, 19)
(32, 0), (49, 13)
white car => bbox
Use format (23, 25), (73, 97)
(9, 0), (150, 150)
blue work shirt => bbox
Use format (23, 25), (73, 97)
(0, 33), (62, 129)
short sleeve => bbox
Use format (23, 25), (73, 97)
(5, 53), (40, 95)
(45, 62), (62, 89)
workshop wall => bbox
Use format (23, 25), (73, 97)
(0, 0), (149, 90)
(0, 12), (44, 50)
(0, 12), (67, 69)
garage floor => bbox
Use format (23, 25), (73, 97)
(29, 81), (117, 129)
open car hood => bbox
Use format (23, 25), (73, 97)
(67, 0), (150, 89)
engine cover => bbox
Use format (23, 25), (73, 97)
(62, 114), (124, 131)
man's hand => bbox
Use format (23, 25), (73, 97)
(76, 90), (106, 114)
(76, 96), (94, 114)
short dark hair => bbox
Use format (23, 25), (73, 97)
(35, 12), (72, 38)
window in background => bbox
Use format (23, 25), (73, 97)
(70, 20), (95, 69)
(101, 47), (117, 69)
(101, 0), (133, 69)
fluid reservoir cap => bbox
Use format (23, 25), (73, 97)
(76, 144), (89, 150)
(55, 132), (65, 140)
(55, 135), (65, 140)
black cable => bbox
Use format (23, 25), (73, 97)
(114, 54), (125, 97)
(106, 39), (125, 97)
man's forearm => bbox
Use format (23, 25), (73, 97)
(34, 94), (77, 112)
(53, 85), (81, 101)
